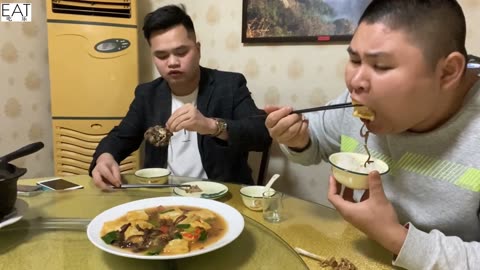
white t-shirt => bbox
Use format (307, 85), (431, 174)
(167, 89), (208, 179)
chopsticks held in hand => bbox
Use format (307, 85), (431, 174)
(291, 102), (360, 114)
(252, 102), (360, 118)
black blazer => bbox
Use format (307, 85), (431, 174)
(90, 67), (272, 185)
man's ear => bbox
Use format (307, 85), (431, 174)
(439, 52), (466, 91)
(196, 42), (201, 57)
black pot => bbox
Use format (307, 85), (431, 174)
(0, 142), (44, 220)
(0, 164), (26, 220)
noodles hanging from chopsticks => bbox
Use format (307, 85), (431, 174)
(360, 124), (374, 167)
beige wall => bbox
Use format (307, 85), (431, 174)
(0, 0), (52, 178)
(1, 0), (479, 205)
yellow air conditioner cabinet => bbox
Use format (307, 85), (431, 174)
(46, 0), (140, 175)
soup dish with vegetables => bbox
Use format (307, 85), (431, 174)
(101, 205), (227, 255)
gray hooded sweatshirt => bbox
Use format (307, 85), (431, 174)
(281, 81), (480, 269)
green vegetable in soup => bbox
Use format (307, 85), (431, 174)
(101, 231), (119, 244)
(174, 232), (183, 239)
(199, 229), (208, 242)
(175, 224), (191, 229)
(146, 247), (162, 255)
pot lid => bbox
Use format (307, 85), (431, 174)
(0, 163), (27, 182)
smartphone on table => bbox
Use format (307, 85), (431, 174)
(36, 178), (84, 191)
(17, 185), (42, 196)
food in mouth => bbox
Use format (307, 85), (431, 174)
(144, 125), (173, 147)
(352, 100), (375, 121)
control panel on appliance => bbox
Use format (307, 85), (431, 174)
(95, 39), (131, 53)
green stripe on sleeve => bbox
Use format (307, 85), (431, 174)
(341, 135), (359, 152)
(456, 169), (480, 192)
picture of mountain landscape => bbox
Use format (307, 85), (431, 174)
(242, 0), (372, 42)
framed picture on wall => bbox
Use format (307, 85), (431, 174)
(242, 0), (372, 43)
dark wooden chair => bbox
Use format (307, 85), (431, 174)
(256, 143), (271, 185)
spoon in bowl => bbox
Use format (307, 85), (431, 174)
(264, 174), (280, 194)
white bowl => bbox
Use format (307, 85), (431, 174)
(134, 168), (170, 184)
(328, 152), (389, 189)
(239, 185), (275, 211)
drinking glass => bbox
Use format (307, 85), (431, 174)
(262, 190), (284, 223)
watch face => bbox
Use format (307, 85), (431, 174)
(220, 119), (227, 132)
(211, 118), (227, 137)
(218, 119), (227, 129)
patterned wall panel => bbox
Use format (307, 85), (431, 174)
(0, 0), (52, 178)
(1, 0), (479, 204)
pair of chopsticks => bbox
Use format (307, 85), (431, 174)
(113, 184), (191, 189)
(252, 102), (361, 118)
(0, 218), (92, 232)
(291, 102), (360, 114)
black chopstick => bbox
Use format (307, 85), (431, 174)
(251, 102), (361, 118)
(291, 102), (360, 114)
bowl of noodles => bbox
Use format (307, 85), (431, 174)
(328, 152), (389, 189)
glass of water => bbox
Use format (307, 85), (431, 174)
(262, 190), (284, 223)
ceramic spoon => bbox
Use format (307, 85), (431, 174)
(264, 174), (280, 194)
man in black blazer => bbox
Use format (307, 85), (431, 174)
(90, 5), (271, 189)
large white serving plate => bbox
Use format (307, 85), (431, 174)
(87, 196), (244, 260)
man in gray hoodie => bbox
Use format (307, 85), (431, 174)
(265, 0), (479, 269)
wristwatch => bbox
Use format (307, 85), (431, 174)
(210, 118), (227, 137)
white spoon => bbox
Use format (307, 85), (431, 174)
(264, 174), (280, 194)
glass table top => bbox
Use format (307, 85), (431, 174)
(0, 175), (396, 269)
(0, 188), (308, 270)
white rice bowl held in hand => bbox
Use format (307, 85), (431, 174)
(328, 152), (389, 190)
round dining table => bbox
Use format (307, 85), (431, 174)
(0, 175), (397, 269)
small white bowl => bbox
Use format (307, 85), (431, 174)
(239, 186), (275, 211)
(329, 152), (389, 190)
(134, 168), (170, 184)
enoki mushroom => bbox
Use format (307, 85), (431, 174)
(360, 123), (374, 168)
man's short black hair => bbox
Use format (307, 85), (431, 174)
(359, 0), (468, 69)
(142, 4), (196, 44)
